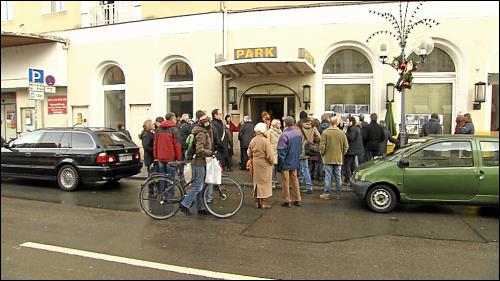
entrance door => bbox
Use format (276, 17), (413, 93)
(1, 103), (17, 142)
(104, 90), (125, 129)
(250, 96), (295, 123)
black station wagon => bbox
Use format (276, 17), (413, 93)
(1, 127), (142, 191)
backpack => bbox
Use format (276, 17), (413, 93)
(185, 133), (197, 160)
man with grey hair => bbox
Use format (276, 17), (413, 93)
(277, 116), (303, 207)
(238, 116), (254, 170)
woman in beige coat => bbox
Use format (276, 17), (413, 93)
(268, 119), (282, 188)
(248, 122), (275, 208)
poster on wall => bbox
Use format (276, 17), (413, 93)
(344, 104), (356, 114)
(6, 110), (16, 128)
(330, 104), (344, 114)
(356, 105), (370, 115)
(47, 96), (67, 115)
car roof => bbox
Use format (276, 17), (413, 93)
(36, 127), (119, 133)
(424, 134), (498, 140)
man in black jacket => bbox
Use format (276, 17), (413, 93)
(238, 116), (254, 170)
(362, 113), (385, 161)
(211, 108), (230, 165)
(420, 113), (443, 137)
(344, 116), (364, 184)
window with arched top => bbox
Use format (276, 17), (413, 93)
(163, 60), (194, 118)
(408, 47), (455, 72)
(322, 48), (373, 113)
(405, 47), (456, 135)
(102, 66), (125, 85)
(164, 62), (193, 82)
(101, 65), (126, 129)
(323, 49), (373, 74)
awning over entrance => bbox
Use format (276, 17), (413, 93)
(214, 58), (315, 78)
(1, 31), (67, 47)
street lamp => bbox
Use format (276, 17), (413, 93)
(473, 81), (486, 110)
(228, 86), (237, 105)
(303, 84), (311, 110)
(367, 1), (439, 147)
(386, 82), (395, 103)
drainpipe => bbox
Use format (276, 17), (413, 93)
(220, 1), (229, 113)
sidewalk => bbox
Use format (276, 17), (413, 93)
(130, 163), (352, 192)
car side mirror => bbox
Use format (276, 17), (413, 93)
(398, 157), (409, 168)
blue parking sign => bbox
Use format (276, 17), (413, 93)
(29, 69), (44, 83)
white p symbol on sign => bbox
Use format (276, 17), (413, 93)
(29, 69), (44, 84)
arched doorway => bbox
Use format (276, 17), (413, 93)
(407, 47), (456, 134)
(163, 60), (193, 118)
(322, 48), (373, 120)
(102, 65), (126, 129)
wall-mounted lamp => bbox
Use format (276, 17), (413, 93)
(302, 84), (311, 110)
(228, 86), (237, 105)
(473, 81), (486, 110)
(386, 82), (395, 103)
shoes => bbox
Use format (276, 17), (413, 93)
(179, 204), (192, 216)
(261, 198), (271, 209)
(281, 202), (291, 208)
(319, 193), (331, 200)
(293, 201), (302, 207)
(198, 209), (210, 215)
(301, 189), (313, 194)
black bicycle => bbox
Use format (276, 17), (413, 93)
(139, 161), (244, 219)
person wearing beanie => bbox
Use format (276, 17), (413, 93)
(247, 122), (275, 208)
(277, 116), (303, 207)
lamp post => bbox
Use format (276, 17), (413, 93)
(303, 84), (311, 110)
(473, 81), (486, 110)
(367, 2), (439, 147)
(228, 86), (237, 108)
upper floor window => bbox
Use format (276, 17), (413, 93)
(1, 1), (13, 21)
(164, 62), (193, 82)
(50, 1), (64, 13)
(408, 47), (455, 72)
(102, 66), (125, 85)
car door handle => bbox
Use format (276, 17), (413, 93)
(479, 170), (485, 180)
(55, 153), (62, 157)
(25, 153), (31, 157)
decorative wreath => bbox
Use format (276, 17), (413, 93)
(391, 55), (420, 92)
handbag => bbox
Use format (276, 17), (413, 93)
(301, 128), (320, 156)
(205, 156), (222, 184)
(246, 158), (253, 178)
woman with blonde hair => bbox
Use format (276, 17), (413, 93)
(140, 119), (155, 175)
(248, 122), (275, 208)
(269, 119), (282, 188)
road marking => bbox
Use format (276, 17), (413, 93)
(20, 242), (272, 280)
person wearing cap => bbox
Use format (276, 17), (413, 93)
(179, 110), (214, 216)
(277, 116), (303, 207)
(247, 122), (275, 208)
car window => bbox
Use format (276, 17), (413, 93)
(480, 141), (499, 167)
(37, 132), (64, 148)
(96, 131), (135, 148)
(60, 133), (71, 148)
(408, 141), (473, 168)
(11, 131), (44, 148)
(71, 132), (95, 149)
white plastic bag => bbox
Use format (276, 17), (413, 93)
(205, 156), (222, 184)
(183, 162), (192, 182)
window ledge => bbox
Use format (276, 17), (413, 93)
(42, 11), (67, 17)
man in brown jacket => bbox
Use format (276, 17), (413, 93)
(179, 110), (214, 216)
(319, 116), (349, 200)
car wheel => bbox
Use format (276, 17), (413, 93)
(366, 185), (396, 213)
(57, 165), (80, 191)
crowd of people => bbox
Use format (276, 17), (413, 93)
(134, 108), (476, 213)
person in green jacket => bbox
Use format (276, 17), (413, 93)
(319, 116), (349, 200)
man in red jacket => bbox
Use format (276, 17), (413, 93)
(154, 112), (182, 196)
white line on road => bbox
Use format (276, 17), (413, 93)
(20, 242), (272, 280)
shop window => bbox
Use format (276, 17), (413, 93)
(164, 61), (193, 118)
(324, 84), (370, 112)
(323, 49), (373, 74)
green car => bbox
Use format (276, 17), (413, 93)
(352, 135), (499, 213)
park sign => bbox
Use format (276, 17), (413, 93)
(234, 47), (277, 60)
(28, 68), (44, 100)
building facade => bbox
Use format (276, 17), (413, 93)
(1, 1), (499, 147)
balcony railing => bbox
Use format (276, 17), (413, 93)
(89, 2), (136, 26)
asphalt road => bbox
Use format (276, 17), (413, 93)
(1, 178), (499, 280)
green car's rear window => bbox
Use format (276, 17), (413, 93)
(96, 131), (135, 148)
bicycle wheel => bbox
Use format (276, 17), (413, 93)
(203, 177), (244, 218)
(139, 175), (183, 219)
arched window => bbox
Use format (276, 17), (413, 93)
(102, 65), (126, 129)
(323, 49), (373, 74)
(164, 60), (193, 118)
(405, 47), (456, 134)
(103, 66), (125, 85)
(165, 62), (193, 82)
(322, 48), (373, 114)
